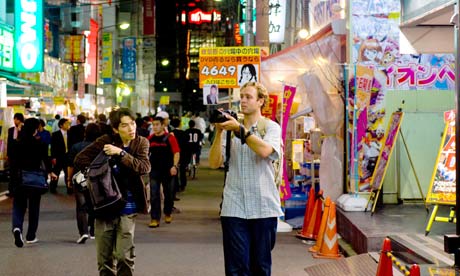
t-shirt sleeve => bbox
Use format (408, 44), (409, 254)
(168, 135), (181, 153)
(263, 121), (281, 161)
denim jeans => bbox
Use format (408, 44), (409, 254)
(12, 190), (42, 241)
(221, 217), (278, 276)
(74, 188), (94, 236)
(95, 214), (136, 276)
(150, 171), (173, 220)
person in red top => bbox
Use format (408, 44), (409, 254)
(147, 116), (180, 228)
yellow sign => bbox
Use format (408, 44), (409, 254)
(159, 96), (170, 105)
(101, 32), (113, 82)
(426, 110), (456, 205)
(292, 140), (304, 170)
(199, 47), (261, 88)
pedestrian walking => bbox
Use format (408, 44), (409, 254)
(12, 118), (57, 247)
(50, 118), (71, 194)
(209, 82), (283, 276)
(7, 113), (24, 197)
(147, 116), (180, 228)
(74, 107), (151, 275)
(67, 123), (102, 244)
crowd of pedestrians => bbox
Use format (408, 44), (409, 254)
(6, 82), (282, 276)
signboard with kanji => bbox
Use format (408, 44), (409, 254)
(199, 47), (261, 89)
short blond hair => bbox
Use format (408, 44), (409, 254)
(241, 82), (268, 109)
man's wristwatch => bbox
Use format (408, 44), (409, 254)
(119, 150), (127, 157)
(244, 129), (253, 140)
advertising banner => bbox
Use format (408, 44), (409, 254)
(14, 0), (44, 72)
(101, 32), (113, 84)
(279, 84), (296, 200)
(262, 94), (278, 121)
(143, 0), (155, 35)
(426, 110), (456, 205)
(370, 111), (403, 191)
(199, 47), (261, 88)
(0, 23), (13, 71)
(60, 35), (86, 63)
(85, 19), (98, 85)
(122, 37), (136, 80)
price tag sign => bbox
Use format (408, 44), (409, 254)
(199, 47), (261, 88)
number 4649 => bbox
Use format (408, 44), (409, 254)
(201, 65), (236, 76)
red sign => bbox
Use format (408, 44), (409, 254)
(86, 19), (98, 86)
(262, 94), (278, 121)
(188, 8), (221, 24)
(143, 0), (155, 35)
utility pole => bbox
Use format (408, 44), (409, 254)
(255, 0), (269, 47)
(244, 0), (254, 46)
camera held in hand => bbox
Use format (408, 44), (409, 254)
(209, 109), (238, 123)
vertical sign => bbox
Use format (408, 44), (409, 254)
(0, 23), (14, 71)
(370, 111), (404, 191)
(14, 0), (44, 72)
(261, 94), (278, 121)
(101, 32), (112, 84)
(268, 0), (286, 43)
(279, 84), (296, 200)
(85, 19), (98, 85)
(143, 0), (155, 35)
(426, 110), (456, 205)
(122, 37), (136, 80)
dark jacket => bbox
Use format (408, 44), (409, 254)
(51, 130), (67, 160)
(67, 124), (85, 150)
(74, 134), (151, 214)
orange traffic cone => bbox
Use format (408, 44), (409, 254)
(296, 187), (315, 239)
(376, 238), (393, 276)
(297, 190), (323, 240)
(314, 202), (342, 259)
(409, 264), (420, 276)
(309, 197), (331, 253)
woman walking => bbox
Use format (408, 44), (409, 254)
(11, 118), (57, 247)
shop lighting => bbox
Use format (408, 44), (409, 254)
(161, 59), (170, 66)
(298, 29), (309, 39)
(119, 22), (130, 30)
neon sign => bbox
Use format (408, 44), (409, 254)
(183, 8), (222, 24)
(0, 23), (14, 71)
(14, 0), (44, 72)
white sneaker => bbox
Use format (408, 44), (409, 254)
(25, 238), (39, 244)
(13, 228), (24, 248)
(76, 234), (89, 244)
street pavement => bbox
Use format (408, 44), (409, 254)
(0, 146), (332, 276)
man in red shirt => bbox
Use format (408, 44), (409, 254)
(147, 116), (180, 228)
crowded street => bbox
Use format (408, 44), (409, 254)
(0, 146), (332, 276)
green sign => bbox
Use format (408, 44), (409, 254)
(14, 0), (44, 72)
(0, 23), (14, 71)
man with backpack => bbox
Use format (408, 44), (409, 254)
(74, 108), (151, 276)
(209, 82), (283, 276)
(147, 116), (180, 228)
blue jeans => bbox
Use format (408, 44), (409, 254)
(150, 171), (173, 220)
(221, 217), (277, 276)
(12, 190), (42, 241)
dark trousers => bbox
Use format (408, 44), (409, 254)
(12, 190), (42, 241)
(221, 217), (278, 276)
(150, 171), (173, 220)
(8, 165), (20, 195)
(178, 163), (187, 190)
(75, 188), (95, 236)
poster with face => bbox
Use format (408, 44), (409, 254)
(237, 64), (259, 87)
(203, 84), (219, 105)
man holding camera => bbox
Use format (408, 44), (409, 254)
(209, 82), (282, 276)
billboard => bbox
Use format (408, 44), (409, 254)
(0, 23), (14, 71)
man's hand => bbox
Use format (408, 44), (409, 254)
(103, 144), (122, 156)
(215, 112), (239, 132)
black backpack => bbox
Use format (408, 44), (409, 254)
(86, 151), (126, 218)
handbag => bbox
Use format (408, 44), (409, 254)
(21, 170), (48, 194)
(72, 170), (88, 192)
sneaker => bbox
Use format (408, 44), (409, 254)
(76, 234), (89, 244)
(148, 219), (160, 228)
(173, 196), (180, 201)
(172, 207), (181, 214)
(90, 235), (95, 240)
(13, 228), (23, 248)
(26, 238), (39, 244)
(165, 215), (173, 224)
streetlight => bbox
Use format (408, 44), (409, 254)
(94, 22), (130, 115)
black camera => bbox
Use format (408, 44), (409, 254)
(209, 109), (238, 123)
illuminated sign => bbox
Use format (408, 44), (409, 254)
(240, 0), (287, 44)
(0, 23), (14, 71)
(182, 8), (222, 24)
(14, 0), (44, 72)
